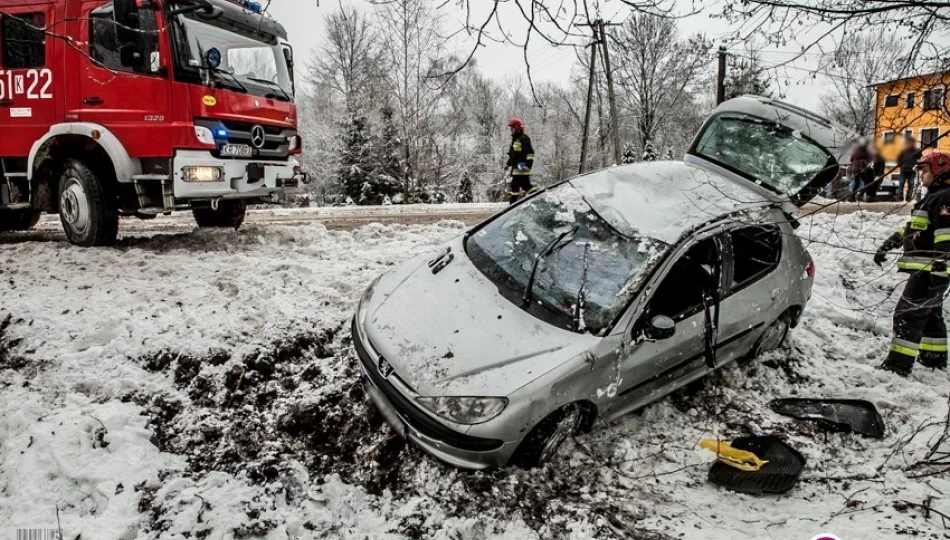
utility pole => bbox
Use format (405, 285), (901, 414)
(597, 20), (622, 166)
(716, 46), (727, 105)
(579, 28), (599, 174)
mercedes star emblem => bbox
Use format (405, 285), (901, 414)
(250, 125), (266, 149)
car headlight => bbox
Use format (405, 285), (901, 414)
(357, 274), (382, 326)
(194, 125), (216, 145)
(415, 396), (508, 425)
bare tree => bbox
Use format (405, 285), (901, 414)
(611, 13), (712, 153)
(819, 32), (906, 136)
(307, 5), (381, 111)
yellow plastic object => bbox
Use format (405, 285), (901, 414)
(699, 439), (769, 472)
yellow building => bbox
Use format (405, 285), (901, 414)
(872, 71), (950, 163)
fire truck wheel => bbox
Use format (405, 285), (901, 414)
(192, 200), (247, 230)
(57, 159), (119, 247)
(0, 209), (41, 232)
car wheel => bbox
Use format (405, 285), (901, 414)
(512, 404), (583, 468)
(0, 209), (41, 232)
(751, 315), (791, 359)
(58, 159), (118, 247)
(193, 200), (247, 229)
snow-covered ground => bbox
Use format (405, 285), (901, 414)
(1, 212), (949, 540)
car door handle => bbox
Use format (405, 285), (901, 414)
(83, 97), (104, 106)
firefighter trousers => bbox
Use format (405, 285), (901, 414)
(883, 271), (949, 375)
(509, 175), (535, 205)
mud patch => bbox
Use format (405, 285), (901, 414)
(0, 313), (30, 371)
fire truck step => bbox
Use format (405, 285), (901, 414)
(132, 175), (172, 181)
(0, 203), (31, 210)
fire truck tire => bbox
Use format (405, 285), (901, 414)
(192, 200), (247, 230)
(57, 159), (119, 247)
(0, 209), (41, 232)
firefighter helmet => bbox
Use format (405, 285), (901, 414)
(508, 117), (524, 129)
(918, 151), (950, 178)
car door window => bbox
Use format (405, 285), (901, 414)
(90, 2), (162, 75)
(729, 225), (781, 291)
(648, 238), (718, 321)
(1, 13), (46, 69)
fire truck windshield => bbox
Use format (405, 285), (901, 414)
(173, 13), (293, 100)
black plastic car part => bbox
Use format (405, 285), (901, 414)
(707, 435), (806, 495)
(770, 398), (885, 439)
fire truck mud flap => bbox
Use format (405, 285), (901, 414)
(172, 150), (302, 200)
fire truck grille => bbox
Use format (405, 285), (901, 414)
(195, 118), (296, 161)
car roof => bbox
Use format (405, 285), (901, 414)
(571, 161), (775, 244)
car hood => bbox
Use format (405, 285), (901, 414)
(363, 236), (597, 397)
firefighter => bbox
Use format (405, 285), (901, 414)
(875, 151), (950, 376)
(506, 118), (535, 204)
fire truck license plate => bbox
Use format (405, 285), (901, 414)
(221, 144), (253, 157)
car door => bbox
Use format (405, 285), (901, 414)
(610, 235), (724, 415)
(715, 223), (784, 365)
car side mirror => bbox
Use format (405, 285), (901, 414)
(644, 315), (676, 340)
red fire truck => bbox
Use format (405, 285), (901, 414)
(0, 0), (307, 246)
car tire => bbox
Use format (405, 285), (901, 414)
(0, 209), (41, 232)
(750, 314), (791, 359)
(58, 159), (118, 247)
(193, 200), (247, 229)
(511, 404), (583, 468)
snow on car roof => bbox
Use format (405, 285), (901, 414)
(571, 161), (773, 244)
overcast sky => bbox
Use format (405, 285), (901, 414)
(267, 0), (833, 111)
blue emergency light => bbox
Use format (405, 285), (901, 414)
(215, 128), (228, 139)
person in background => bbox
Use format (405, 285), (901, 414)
(864, 149), (886, 202)
(897, 136), (920, 202)
(849, 139), (871, 202)
(874, 151), (950, 376)
(505, 117), (535, 204)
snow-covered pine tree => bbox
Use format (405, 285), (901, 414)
(337, 111), (376, 204)
(457, 171), (474, 203)
(642, 140), (658, 162)
(375, 106), (403, 196)
(621, 143), (638, 164)
(665, 147), (677, 160)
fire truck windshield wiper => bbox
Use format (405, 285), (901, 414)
(208, 67), (248, 94)
(247, 77), (292, 102)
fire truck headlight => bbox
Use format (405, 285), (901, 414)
(182, 166), (224, 183)
(288, 135), (303, 155)
(194, 126), (216, 146)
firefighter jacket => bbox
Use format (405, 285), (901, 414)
(507, 133), (535, 176)
(880, 181), (950, 276)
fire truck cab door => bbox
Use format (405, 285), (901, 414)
(0, 6), (59, 154)
(73, 1), (172, 161)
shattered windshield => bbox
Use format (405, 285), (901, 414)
(466, 185), (669, 335)
(694, 113), (833, 197)
(173, 13), (292, 100)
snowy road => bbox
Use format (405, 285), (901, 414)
(1, 200), (912, 245)
(1, 210), (948, 540)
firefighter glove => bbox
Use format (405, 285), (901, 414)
(874, 250), (888, 267)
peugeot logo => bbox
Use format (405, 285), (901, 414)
(250, 125), (266, 149)
(378, 358), (394, 378)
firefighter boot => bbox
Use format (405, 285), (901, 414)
(919, 338), (948, 369)
(881, 338), (919, 377)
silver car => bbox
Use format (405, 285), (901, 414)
(352, 96), (854, 469)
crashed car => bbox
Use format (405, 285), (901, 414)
(352, 96), (854, 469)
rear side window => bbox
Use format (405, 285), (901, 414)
(1, 13), (47, 69)
(730, 225), (782, 289)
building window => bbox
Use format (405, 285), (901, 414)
(1, 13), (46, 69)
(906, 129), (915, 141)
(907, 93), (916, 108)
(90, 3), (161, 75)
(921, 128), (940, 148)
(884, 94), (900, 108)
(923, 88), (946, 111)
(883, 132), (896, 144)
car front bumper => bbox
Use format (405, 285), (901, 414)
(351, 317), (519, 469)
(172, 150), (304, 200)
